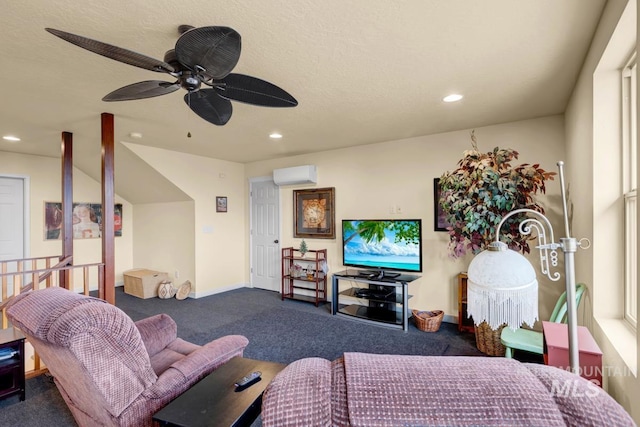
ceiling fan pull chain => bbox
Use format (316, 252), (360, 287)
(186, 92), (192, 138)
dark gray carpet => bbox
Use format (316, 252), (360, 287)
(0, 286), (488, 426)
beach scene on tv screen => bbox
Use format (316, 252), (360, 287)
(343, 220), (421, 271)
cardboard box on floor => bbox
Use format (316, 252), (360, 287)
(123, 269), (170, 299)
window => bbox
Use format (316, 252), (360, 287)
(622, 54), (637, 329)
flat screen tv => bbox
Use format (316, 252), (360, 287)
(342, 219), (422, 277)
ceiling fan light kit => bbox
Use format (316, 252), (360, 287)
(45, 25), (298, 126)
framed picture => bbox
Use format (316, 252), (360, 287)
(294, 187), (335, 239)
(433, 178), (451, 232)
(216, 196), (227, 213)
(44, 202), (123, 240)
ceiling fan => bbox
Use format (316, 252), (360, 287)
(45, 25), (298, 126)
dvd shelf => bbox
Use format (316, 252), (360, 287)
(281, 247), (328, 306)
(457, 272), (474, 333)
(0, 328), (25, 402)
(331, 270), (420, 332)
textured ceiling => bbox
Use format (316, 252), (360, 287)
(0, 1), (605, 199)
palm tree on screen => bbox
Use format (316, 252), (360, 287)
(343, 221), (419, 245)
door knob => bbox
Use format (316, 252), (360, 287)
(274, 239), (279, 243)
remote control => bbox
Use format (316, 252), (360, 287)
(235, 371), (262, 388)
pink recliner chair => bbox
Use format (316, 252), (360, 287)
(6, 286), (249, 427)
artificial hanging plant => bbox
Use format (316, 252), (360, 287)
(439, 131), (556, 258)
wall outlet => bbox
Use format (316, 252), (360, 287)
(175, 270), (179, 279)
(396, 205), (403, 214)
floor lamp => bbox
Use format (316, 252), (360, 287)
(466, 161), (589, 373)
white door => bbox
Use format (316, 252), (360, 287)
(0, 176), (25, 261)
(250, 179), (280, 291)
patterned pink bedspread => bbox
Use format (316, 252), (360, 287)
(261, 353), (635, 427)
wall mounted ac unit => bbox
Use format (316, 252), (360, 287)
(273, 165), (317, 186)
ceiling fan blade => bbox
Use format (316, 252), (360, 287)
(175, 26), (241, 80)
(184, 89), (233, 126)
(102, 81), (180, 101)
(216, 74), (298, 107)
(45, 28), (175, 73)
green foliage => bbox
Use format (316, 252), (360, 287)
(299, 239), (308, 254)
(439, 131), (555, 258)
(343, 220), (420, 245)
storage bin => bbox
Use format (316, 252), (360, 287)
(412, 309), (444, 332)
(123, 269), (169, 299)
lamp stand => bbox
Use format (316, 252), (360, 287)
(558, 161), (579, 374)
(492, 161), (588, 374)
(561, 237), (580, 374)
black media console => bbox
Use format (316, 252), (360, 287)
(331, 270), (421, 332)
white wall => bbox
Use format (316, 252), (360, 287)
(245, 115), (566, 319)
(133, 201), (195, 287)
(122, 142), (246, 297)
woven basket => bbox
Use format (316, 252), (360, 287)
(474, 321), (506, 356)
(412, 309), (444, 332)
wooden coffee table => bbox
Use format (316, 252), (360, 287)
(153, 357), (286, 427)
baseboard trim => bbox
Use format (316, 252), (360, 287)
(191, 283), (248, 299)
(442, 314), (457, 324)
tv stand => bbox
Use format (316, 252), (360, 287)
(332, 270), (420, 331)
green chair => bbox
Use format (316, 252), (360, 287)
(501, 283), (586, 359)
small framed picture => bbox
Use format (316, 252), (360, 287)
(433, 178), (451, 232)
(216, 196), (227, 213)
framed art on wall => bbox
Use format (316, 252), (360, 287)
(44, 202), (123, 240)
(433, 178), (451, 232)
(216, 196), (227, 213)
(294, 187), (335, 239)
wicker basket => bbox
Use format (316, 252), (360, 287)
(474, 321), (506, 356)
(412, 309), (444, 332)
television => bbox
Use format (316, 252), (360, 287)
(342, 219), (422, 278)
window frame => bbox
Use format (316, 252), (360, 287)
(622, 53), (637, 330)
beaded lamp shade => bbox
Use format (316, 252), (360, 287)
(467, 241), (539, 331)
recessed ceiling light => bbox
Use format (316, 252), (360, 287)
(2, 135), (21, 142)
(443, 94), (463, 103)
(269, 133), (283, 139)
(129, 132), (143, 139)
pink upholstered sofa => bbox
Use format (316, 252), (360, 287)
(6, 287), (249, 427)
(261, 352), (636, 427)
